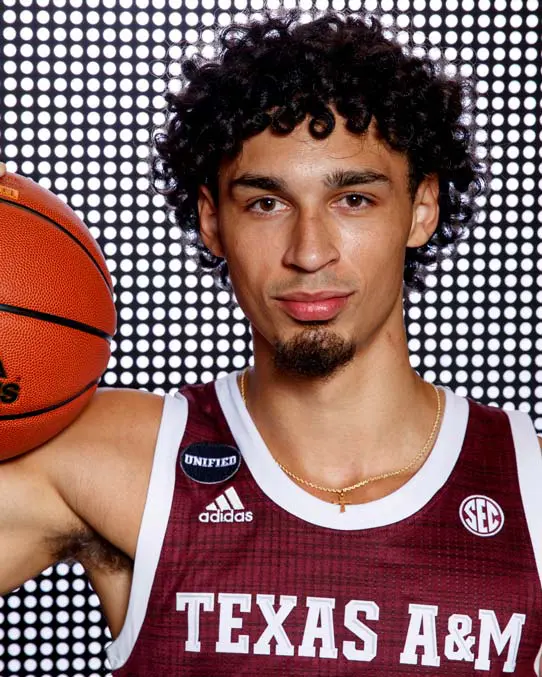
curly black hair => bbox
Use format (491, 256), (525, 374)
(152, 9), (485, 295)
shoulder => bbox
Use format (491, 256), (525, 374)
(32, 387), (166, 473)
(43, 386), (165, 491)
(467, 392), (542, 455)
(76, 386), (165, 446)
(9, 387), (165, 471)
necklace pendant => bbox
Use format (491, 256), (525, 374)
(335, 491), (351, 513)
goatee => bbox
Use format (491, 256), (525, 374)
(273, 325), (355, 379)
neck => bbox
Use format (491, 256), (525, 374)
(241, 315), (441, 492)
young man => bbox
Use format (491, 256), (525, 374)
(1, 10), (541, 675)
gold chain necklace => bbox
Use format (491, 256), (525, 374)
(239, 368), (442, 513)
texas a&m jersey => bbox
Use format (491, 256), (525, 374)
(106, 370), (542, 675)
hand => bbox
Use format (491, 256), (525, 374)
(0, 162), (6, 178)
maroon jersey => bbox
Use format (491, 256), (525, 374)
(106, 370), (542, 675)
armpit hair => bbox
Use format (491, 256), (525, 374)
(47, 527), (133, 573)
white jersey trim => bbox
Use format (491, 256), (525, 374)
(507, 409), (542, 591)
(105, 392), (188, 671)
(215, 371), (469, 531)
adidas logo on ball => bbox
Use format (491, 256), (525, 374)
(198, 487), (253, 524)
(0, 359), (20, 404)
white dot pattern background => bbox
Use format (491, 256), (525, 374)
(0, 0), (541, 675)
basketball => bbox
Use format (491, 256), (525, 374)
(0, 172), (116, 460)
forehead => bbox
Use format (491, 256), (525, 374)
(220, 115), (410, 185)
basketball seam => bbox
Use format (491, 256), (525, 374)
(0, 303), (113, 341)
(0, 379), (98, 421)
(0, 197), (113, 296)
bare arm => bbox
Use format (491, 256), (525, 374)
(0, 449), (86, 595)
(0, 387), (164, 597)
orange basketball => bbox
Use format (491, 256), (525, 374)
(0, 172), (116, 460)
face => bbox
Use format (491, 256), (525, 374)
(198, 113), (439, 380)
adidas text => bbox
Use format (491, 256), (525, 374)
(199, 510), (253, 523)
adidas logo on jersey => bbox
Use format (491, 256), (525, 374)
(198, 487), (253, 523)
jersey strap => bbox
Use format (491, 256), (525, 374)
(506, 409), (542, 589)
(106, 392), (188, 671)
(506, 409), (542, 677)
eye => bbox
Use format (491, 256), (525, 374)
(336, 193), (372, 209)
(247, 197), (287, 214)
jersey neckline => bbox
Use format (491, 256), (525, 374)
(214, 370), (470, 531)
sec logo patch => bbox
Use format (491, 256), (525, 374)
(459, 495), (504, 537)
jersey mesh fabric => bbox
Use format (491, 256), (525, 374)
(112, 380), (542, 676)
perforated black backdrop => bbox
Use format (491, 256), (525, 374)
(0, 0), (541, 675)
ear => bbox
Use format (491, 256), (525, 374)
(406, 174), (440, 248)
(198, 184), (225, 258)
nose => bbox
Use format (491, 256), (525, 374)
(282, 209), (340, 273)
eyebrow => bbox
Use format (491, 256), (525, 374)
(228, 169), (391, 196)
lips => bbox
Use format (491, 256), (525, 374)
(276, 292), (352, 321)
(278, 291), (351, 302)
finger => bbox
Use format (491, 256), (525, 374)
(0, 162), (7, 178)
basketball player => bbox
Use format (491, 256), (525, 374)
(0, 10), (541, 676)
